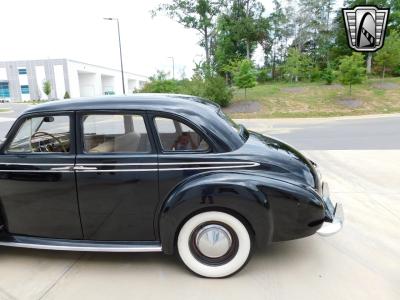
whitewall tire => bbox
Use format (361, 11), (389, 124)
(177, 211), (252, 278)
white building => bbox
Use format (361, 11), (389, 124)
(0, 59), (148, 102)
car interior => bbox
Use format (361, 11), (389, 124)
(83, 115), (151, 153)
(7, 116), (71, 153)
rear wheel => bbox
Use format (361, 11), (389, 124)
(177, 211), (252, 278)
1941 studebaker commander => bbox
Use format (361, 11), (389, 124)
(0, 94), (343, 278)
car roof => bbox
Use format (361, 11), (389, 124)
(24, 94), (220, 114)
(22, 94), (244, 152)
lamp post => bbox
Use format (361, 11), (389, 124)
(168, 56), (175, 79)
(104, 17), (125, 94)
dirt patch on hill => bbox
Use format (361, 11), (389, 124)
(337, 99), (363, 109)
(372, 82), (400, 90)
(281, 87), (306, 93)
(224, 101), (262, 114)
(326, 83), (344, 89)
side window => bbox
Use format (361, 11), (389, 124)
(154, 117), (210, 152)
(7, 115), (71, 153)
(83, 114), (151, 153)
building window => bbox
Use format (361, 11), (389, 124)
(0, 82), (10, 98)
(21, 85), (30, 94)
(18, 68), (27, 75)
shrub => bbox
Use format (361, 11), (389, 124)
(202, 76), (232, 107)
(64, 91), (70, 99)
(310, 67), (321, 82)
(257, 67), (271, 83)
(321, 66), (335, 85)
(140, 70), (232, 107)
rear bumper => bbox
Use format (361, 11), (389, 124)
(317, 182), (344, 236)
(317, 203), (344, 236)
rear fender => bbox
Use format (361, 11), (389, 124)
(157, 172), (273, 254)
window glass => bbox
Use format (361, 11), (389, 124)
(154, 117), (209, 152)
(18, 68), (27, 75)
(7, 116), (70, 153)
(0, 82), (10, 98)
(83, 114), (151, 153)
(21, 85), (30, 94)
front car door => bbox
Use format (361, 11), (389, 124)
(0, 112), (82, 239)
(75, 111), (159, 241)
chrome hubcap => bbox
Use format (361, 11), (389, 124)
(195, 225), (232, 258)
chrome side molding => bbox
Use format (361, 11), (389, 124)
(0, 236), (163, 253)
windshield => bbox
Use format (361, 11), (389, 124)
(217, 109), (249, 142)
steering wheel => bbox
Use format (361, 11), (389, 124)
(30, 131), (68, 153)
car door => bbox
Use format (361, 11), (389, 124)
(0, 112), (82, 239)
(151, 114), (214, 206)
(75, 111), (159, 241)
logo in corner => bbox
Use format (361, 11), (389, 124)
(342, 6), (389, 52)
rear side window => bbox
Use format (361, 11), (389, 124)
(7, 115), (71, 153)
(154, 117), (209, 152)
(82, 114), (151, 153)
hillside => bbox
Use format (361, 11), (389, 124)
(226, 78), (400, 118)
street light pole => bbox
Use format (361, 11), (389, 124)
(168, 56), (175, 79)
(104, 17), (126, 94)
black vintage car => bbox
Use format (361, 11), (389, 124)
(0, 94), (343, 278)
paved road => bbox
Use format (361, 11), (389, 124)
(240, 115), (400, 150)
(0, 150), (399, 300)
(0, 103), (30, 139)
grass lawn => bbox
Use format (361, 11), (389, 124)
(0, 108), (11, 113)
(228, 77), (400, 118)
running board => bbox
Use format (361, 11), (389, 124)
(0, 235), (162, 252)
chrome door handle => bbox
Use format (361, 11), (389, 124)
(73, 166), (98, 171)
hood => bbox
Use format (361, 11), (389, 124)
(236, 131), (319, 188)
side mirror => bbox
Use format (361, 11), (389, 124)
(43, 116), (54, 122)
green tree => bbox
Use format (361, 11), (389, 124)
(264, 0), (293, 79)
(338, 52), (366, 95)
(42, 80), (52, 100)
(232, 59), (257, 97)
(374, 30), (400, 78)
(283, 48), (311, 82)
(153, 0), (225, 67)
(64, 91), (70, 99)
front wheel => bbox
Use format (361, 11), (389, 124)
(177, 211), (252, 278)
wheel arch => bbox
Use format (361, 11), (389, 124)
(157, 172), (274, 254)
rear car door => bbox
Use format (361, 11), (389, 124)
(0, 112), (82, 239)
(75, 111), (159, 241)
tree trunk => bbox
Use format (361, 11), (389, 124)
(349, 83), (352, 96)
(244, 88), (247, 99)
(366, 53), (372, 74)
(272, 52), (276, 80)
(246, 40), (250, 60)
(204, 26), (210, 68)
(382, 66), (386, 79)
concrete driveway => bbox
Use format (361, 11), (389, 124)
(0, 151), (399, 300)
(0, 107), (399, 299)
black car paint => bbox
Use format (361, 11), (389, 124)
(0, 95), (328, 252)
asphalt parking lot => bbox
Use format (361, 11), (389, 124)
(0, 105), (399, 299)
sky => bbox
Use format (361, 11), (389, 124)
(0, 0), (342, 79)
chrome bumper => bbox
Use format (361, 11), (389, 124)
(317, 202), (344, 236)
